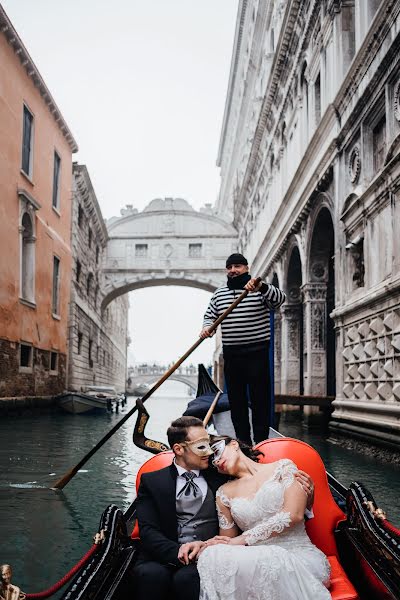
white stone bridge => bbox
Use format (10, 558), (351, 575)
(127, 364), (198, 393)
(101, 198), (238, 309)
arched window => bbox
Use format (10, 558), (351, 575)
(87, 273), (93, 298)
(300, 62), (309, 140)
(94, 284), (99, 308)
(21, 212), (35, 303)
(86, 273), (93, 298)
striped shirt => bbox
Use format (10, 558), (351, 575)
(203, 282), (286, 348)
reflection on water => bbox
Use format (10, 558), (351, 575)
(0, 388), (399, 595)
(0, 391), (188, 596)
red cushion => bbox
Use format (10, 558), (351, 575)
(328, 556), (359, 599)
(255, 438), (345, 558)
(131, 451), (174, 539)
(135, 450), (174, 491)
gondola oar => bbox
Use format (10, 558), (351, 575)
(51, 278), (261, 490)
(202, 390), (222, 427)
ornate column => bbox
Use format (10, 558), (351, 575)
(280, 304), (303, 395)
(302, 283), (327, 397)
(274, 312), (282, 395)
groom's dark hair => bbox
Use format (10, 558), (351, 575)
(167, 415), (204, 447)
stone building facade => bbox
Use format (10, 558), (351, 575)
(0, 6), (77, 406)
(68, 164), (129, 393)
(216, 0), (400, 447)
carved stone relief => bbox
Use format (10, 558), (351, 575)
(394, 79), (400, 122)
(349, 145), (361, 184)
(312, 303), (326, 349)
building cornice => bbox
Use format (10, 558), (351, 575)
(73, 164), (108, 244)
(217, 0), (248, 166)
(0, 5), (78, 153)
(334, 0), (400, 121)
(235, 0), (303, 211)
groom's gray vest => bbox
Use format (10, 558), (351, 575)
(176, 485), (219, 544)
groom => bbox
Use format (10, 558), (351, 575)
(132, 416), (314, 600)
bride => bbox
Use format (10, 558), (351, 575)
(197, 436), (331, 600)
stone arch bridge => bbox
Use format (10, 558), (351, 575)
(101, 198), (238, 309)
(127, 365), (198, 393)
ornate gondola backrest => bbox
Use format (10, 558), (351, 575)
(135, 451), (174, 488)
(255, 437), (345, 558)
(131, 451), (174, 539)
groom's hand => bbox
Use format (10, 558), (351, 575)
(295, 470), (314, 510)
(178, 541), (205, 565)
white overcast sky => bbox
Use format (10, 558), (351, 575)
(3, 0), (238, 367)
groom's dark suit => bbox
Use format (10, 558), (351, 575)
(132, 462), (227, 600)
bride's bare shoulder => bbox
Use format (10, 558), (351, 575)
(217, 479), (239, 498)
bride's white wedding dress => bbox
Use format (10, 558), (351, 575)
(197, 459), (331, 600)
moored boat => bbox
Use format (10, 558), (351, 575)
(58, 386), (123, 414)
(130, 383), (151, 396)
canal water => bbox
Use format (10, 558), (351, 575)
(0, 383), (399, 597)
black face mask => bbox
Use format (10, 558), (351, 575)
(227, 272), (251, 290)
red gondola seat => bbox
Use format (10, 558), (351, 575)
(255, 438), (358, 600)
(131, 440), (358, 599)
(131, 451), (174, 539)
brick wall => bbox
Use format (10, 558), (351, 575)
(0, 338), (66, 398)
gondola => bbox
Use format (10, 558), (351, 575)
(58, 365), (400, 600)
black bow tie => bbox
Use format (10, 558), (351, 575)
(178, 471), (201, 498)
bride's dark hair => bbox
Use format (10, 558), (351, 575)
(211, 435), (264, 463)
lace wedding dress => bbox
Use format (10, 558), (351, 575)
(197, 459), (331, 600)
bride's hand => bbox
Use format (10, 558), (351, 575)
(197, 535), (231, 558)
(227, 535), (246, 546)
(294, 470), (314, 510)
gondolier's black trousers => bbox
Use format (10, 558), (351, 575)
(224, 343), (270, 445)
(132, 556), (199, 600)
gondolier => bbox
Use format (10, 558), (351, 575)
(200, 253), (286, 444)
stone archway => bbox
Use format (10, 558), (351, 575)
(101, 198), (238, 308)
(303, 206), (335, 397)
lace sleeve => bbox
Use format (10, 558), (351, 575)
(216, 487), (235, 530)
(243, 511), (291, 545)
(276, 459), (298, 491)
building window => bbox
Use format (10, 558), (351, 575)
(373, 116), (386, 173)
(50, 351), (58, 373)
(77, 331), (83, 354)
(95, 246), (99, 264)
(189, 243), (202, 258)
(52, 151), (61, 210)
(88, 339), (93, 367)
(135, 244), (148, 257)
(88, 228), (92, 248)
(21, 105), (34, 177)
(94, 285), (99, 308)
(78, 205), (83, 227)
(52, 256), (60, 316)
(314, 73), (321, 125)
(20, 343), (32, 370)
(76, 260), (81, 282)
(87, 273), (93, 297)
(21, 212), (35, 303)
